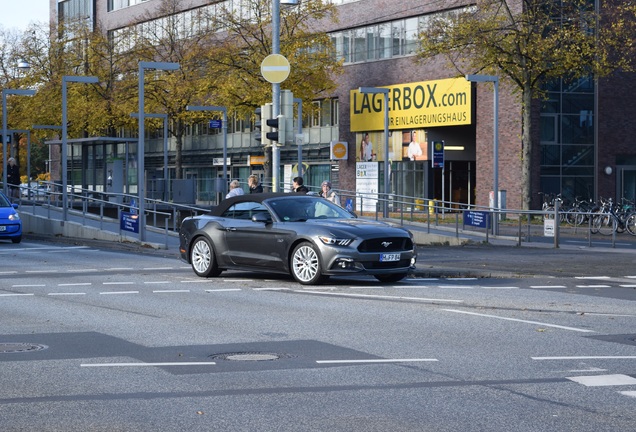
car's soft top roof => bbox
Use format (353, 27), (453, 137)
(210, 192), (313, 216)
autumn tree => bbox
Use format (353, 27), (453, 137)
(202, 0), (341, 181)
(418, 0), (636, 210)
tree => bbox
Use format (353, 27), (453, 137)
(417, 0), (636, 209)
(202, 0), (341, 184)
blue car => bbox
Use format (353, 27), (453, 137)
(0, 191), (22, 243)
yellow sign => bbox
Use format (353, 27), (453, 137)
(350, 77), (472, 132)
(261, 54), (290, 84)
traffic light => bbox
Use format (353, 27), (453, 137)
(266, 114), (286, 144)
(281, 90), (294, 145)
(256, 104), (272, 146)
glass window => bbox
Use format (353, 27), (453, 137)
(320, 100), (331, 127)
(353, 28), (366, 63)
(404, 18), (418, 55)
(392, 20), (404, 57)
(366, 26), (376, 61)
(378, 23), (391, 59)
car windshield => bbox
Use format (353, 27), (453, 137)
(0, 193), (11, 207)
(267, 197), (353, 222)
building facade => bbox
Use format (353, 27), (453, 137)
(52, 0), (636, 210)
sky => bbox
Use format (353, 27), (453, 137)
(0, 0), (50, 33)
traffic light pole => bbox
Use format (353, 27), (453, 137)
(271, 0), (281, 192)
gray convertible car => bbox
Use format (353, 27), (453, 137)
(179, 193), (417, 285)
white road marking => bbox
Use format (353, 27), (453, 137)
(0, 271), (18, 275)
(48, 292), (86, 296)
(575, 285), (610, 288)
(530, 285), (567, 289)
(303, 291), (463, 303)
(74, 269), (98, 272)
(316, 358), (438, 364)
(619, 284), (636, 288)
(222, 279), (254, 282)
(58, 283), (92, 287)
(481, 286), (519, 290)
(532, 356), (636, 360)
(27, 270), (58, 273)
(153, 289), (190, 293)
(0, 293), (34, 297)
(205, 289), (242, 292)
(81, 362), (216, 367)
(144, 281), (171, 284)
(625, 276), (636, 279)
(100, 291), (139, 295)
(446, 278), (478, 281)
(106, 268), (134, 271)
(349, 286), (383, 290)
(583, 312), (636, 317)
(253, 288), (289, 291)
(180, 280), (209, 283)
(103, 282), (135, 285)
(443, 309), (594, 332)
(12, 284), (45, 288)
(620, 391), (636, 398)
(567, 374), (636, 387)
(142, 267), (174, 270)
(575, 276), (611, 280)
(436, 285), (474, 289)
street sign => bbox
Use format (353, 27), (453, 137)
(213, 157), (231, 166)
(432, 140), (444, 168)
(208, 119), (222, 128)
(261, 54), (290, 84)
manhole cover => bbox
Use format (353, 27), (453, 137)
(0, 343), (48, 353)
(210, 352), (291, 361)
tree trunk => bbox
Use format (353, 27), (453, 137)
(521, 82), (533, 211)
(174, 119), (183, 180)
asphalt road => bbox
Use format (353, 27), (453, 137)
(1, 238), (634, 431)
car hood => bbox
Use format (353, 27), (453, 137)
(305, 218), (409, 235)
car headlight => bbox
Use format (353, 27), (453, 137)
(318, 236), (353, 246)
(8, 213), (20, 221)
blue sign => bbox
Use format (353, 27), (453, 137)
(463, 210), (489, 229)
(432, 141), (444, 168)
(130, 198), (137, 215)
(209, 119), (222, 129)
(120, 212), (139, 233)
(345, 198), (354, 212)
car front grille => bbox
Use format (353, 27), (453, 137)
(358, 237), (413, 253)
(361, 258), (412, 269)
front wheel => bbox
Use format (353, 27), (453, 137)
(190, 237), (222, 277)
(374, 273), (407, 283)
(290, 242), (325, 285)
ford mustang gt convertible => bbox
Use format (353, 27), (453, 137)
(179, 193), (417, 285)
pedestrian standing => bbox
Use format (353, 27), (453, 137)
(6, 157), (20, 199)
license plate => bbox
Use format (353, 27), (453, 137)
(0, 226), (5, 231)
(380, 253), (400, 262)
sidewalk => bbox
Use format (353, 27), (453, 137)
(18, 203), (636, 280)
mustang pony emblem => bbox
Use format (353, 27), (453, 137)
(381, 241), (392, 248)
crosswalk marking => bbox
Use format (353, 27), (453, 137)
(567, 374), (636, 387)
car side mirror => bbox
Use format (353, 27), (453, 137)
(252, 212), (272, 224)
(12, 203), (19, 210)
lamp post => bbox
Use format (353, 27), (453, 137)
(465, 74), (499, 235)
(186, 105), (228, 195)
(62, 75), (99, 222)
(2, 88), (36, 195)
(358, 86), (390, 218)
(138, 61), (180, 242)
(131, 113), (169, 201)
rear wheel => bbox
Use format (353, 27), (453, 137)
(290, 242), (325, 285)
(190, 237), (222, 277)
(374, 273), (407, 283)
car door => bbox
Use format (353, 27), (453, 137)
(222, 202), (292, 269)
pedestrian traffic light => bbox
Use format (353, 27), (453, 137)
(256, 104), (272, 146)
(266, 114), (286, 144)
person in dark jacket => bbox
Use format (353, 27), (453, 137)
(248, 174), (263, 193)
(292, 176), (309, 193)
(6, 157), (20, 198)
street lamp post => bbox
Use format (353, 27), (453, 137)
(138, 61), (180, 242)
(2, 88), (36, 195)
(466, 74), (499, 235)
(62, 75), (99, 222)
(186, 105), (228, 196)
(358, 87), (390, 218)
(131, 113), (169, 201)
